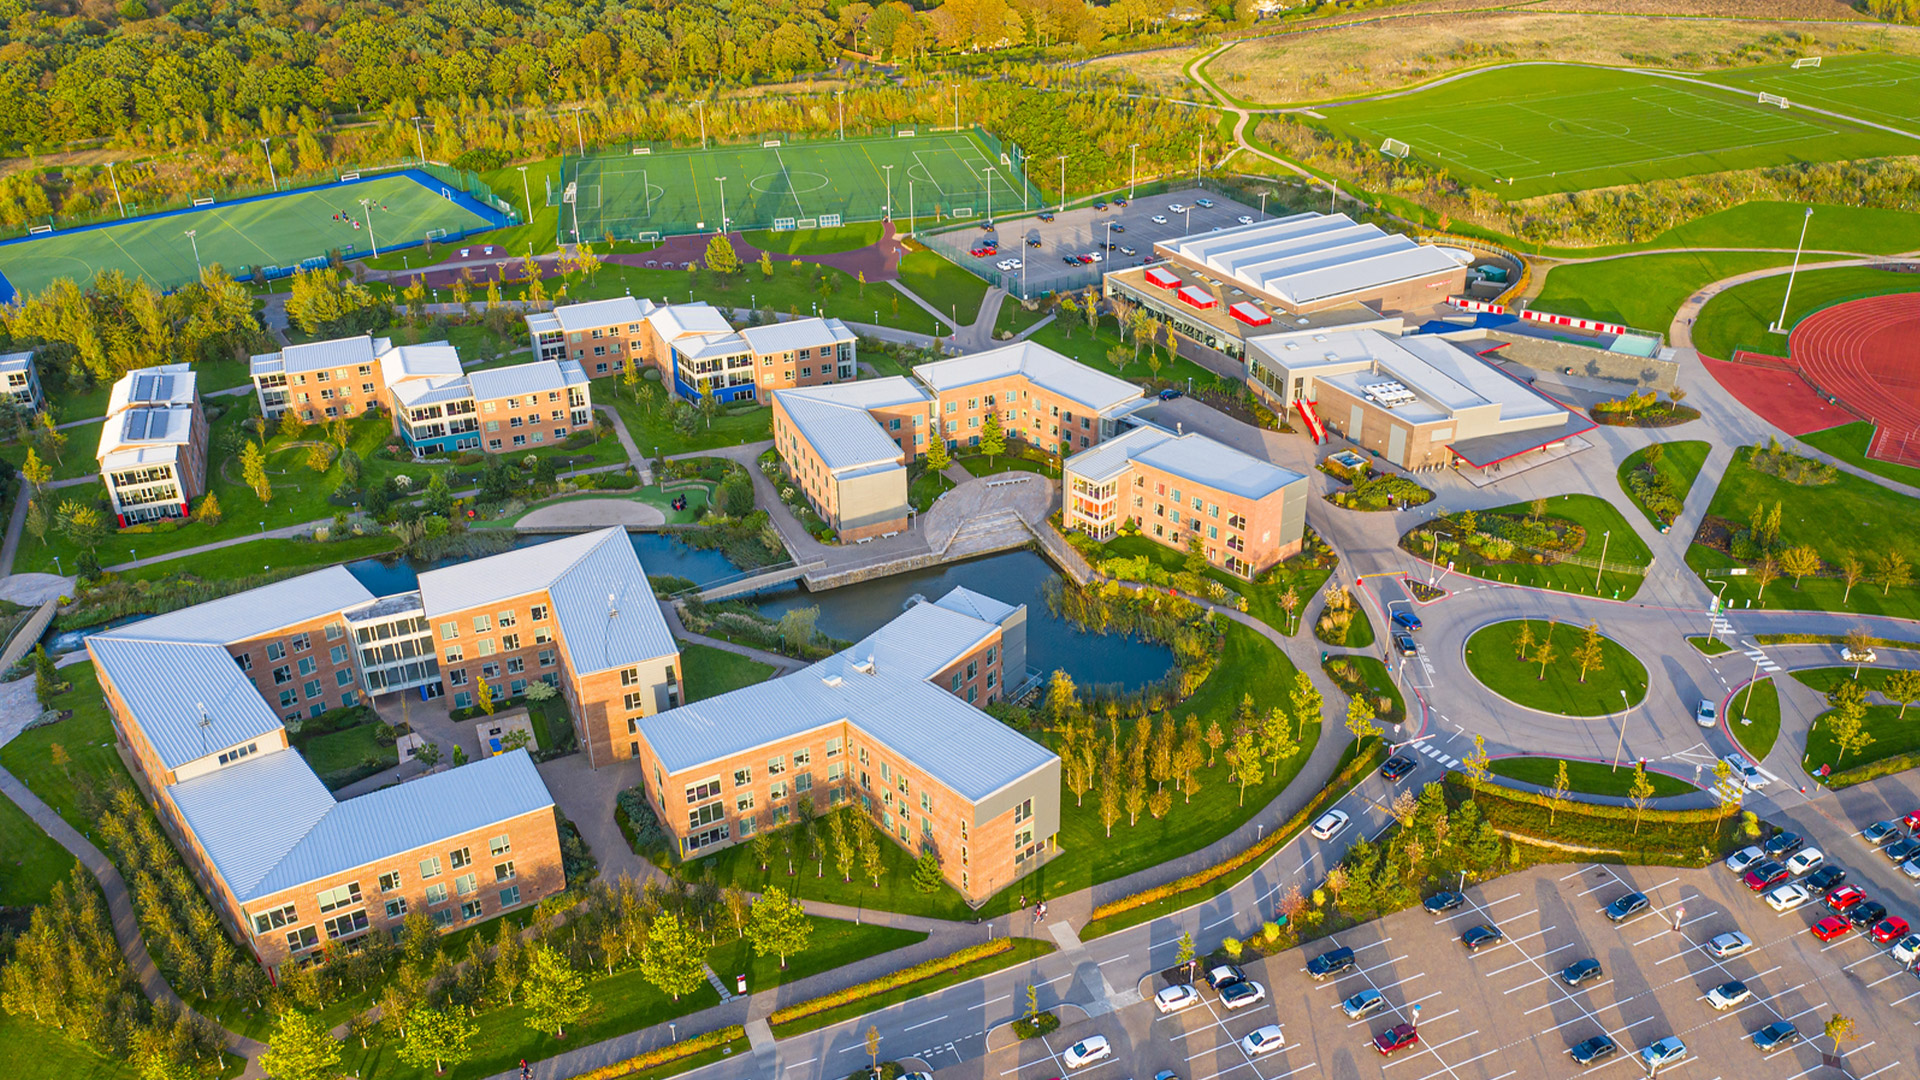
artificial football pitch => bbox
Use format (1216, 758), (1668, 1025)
(563, 132), (1042, 241)
(0, 173), (497, 301)
(1709, 55), (1920, 132)
(1319, 64), (1915, 199)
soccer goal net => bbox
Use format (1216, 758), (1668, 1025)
(1380, 137), (1412, 160)
(1759, 92), (1791, 109)
(1792, 56), (1822, 69)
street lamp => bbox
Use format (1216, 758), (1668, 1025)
(1056, 155), (1068, 213)
(715, 176), (729, 232)
(409, 116), (427, 163)
(184, 229), (202, 275)
(1595, 529), (1610, 591)
(1610, 690), (1631, 771)
(985, 166), (996, 226)
(837, 89), (845, 141)
(693, 100), (707, 149)
(882, 164), (894, 221)
(359, 198), (381, 257)
(517, 165), (533, 226)
(568, 108), (586, 157)
(1770, 207), (1816, 335)
(1129, 143), (1139, 200)
(105, 161), (126, 218)
(1260, 191), (1269, 219)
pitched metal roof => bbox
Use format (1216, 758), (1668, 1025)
(1160, 212), (1462, 306)
(468, 359), (587, 401)
(379, 344), (464, 387)
(1067, 425), (1303, 500)
(391, 376), (474, 408)
(676, 332), (751, 361)
(275, 335), (381, 375)
(98, 405), (195, 457)
(931, 586), (1018, 626)
(737, 317), (855, 355)
(550, 296), (656, 332)
(166, 748), (336, 900)
(106, 363), (196, 417)
(913, 342), (1142, 414)
(97, 566), (373, 646)
(773, 380), (924, 474)
(647, 303), (733, 340)
(89, 637), (289, 771)
(0, 350), (33, 373)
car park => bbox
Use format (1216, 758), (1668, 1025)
(1380, 756), (1416, 783)
(1562, 957), (1603, 986)
(1395, 633), (1418, 656)
(1764, 883), (1810, 911)
(1570, 1035), (1617, 1065)
(1787, 848), (1825, 875)
(1752, 1021), (1801, 1052)
(1744, 861), (1790, 891)
(1707, 980), (1752, 1010)
(1640, 1036), (1687, 1070)
(1696, 699), (1718, 728)
(1342, 989), (1387, 1019)
(1806, 865), (1847, 893)
(1310, 809), (1350, 841)
(1392, 610), (1422, 631)
(1885, 837), (1920, 863)
(1849, 900), (1889, 929)
(1154, 984), (1200, 1013)
(1765, 831), (1805, 858)
(1307, 945), (1356, 979)
(1826, 884), (1866, 912)
(1864, 821), (1900, 846)
(1064, 1036), (1111, 1068)
(1220, 980), (1266, 1010)
(1812, 915), (1852, 941)
(1152, 214), (1168, 224)
(1205, 964), (1246, 990)
(1240, 1025), (1285, 1056)
(1424, 891), (1464, 914)
(1374, 1023), (1419, 1056)
(1707, 931), (1753, 958)
(1893, 933), (1920, 964)
(1462, 924), (1504, 950)
(1725, 846), (1763, 874)
(1605, 891), (1649, 921)
(1872, 916), (1909, 943)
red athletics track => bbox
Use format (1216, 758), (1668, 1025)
(1787, 293), (1920, 467)
(1701, 354), (1856, 437)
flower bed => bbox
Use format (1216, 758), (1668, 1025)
(575, 1025), (748, 1080)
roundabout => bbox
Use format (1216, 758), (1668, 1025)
(1462, 619), (1649, 717)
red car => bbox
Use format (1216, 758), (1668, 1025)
(1744, 862), (1790, 891)
(1826, 885), (1867, 912)
(1903, 810), (1920, 831)
(1374, 1023), (1420, 1056)
(1873, 916), (1911, 943)
(1812, 915), (1852, 942)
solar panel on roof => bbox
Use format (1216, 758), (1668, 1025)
(124, 410), (151, 439)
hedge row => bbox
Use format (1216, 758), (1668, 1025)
(1453, 777), (1736, 864)
(768, 940), (1012, 1026)
(1088, 739), (1387, 923)
(1827, 750), (1920, 790)
(1459, 774), (1734, 824)
(575, 1025), (747, 1080)
(1757, 633), (1917, 651)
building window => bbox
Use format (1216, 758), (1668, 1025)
(272, 664), (293, 685)
(252, 903), (297, 934)
(291, 633), (311, 652)
(324, 911), (369, 940)
(315, 883), (362, 913)
(454, 873), (478, 897)
(266, 642), (285, 661)
(431, 909), (455, 928)
(827, 738), (842, 757)
(472, 615), (492, 633)
(490, 834), (511, 856)
(302, 678), (322, 699)
(424, 883), (449, 906)
(499, 886), (521, 908)
(379, 872), (402, 893)
(440, 621), (460, 639)
(793, 748), (812, 768)
(384, 898), (408, 919)
(733, 766), (752, 786)
(767, 755), (787, 776)
(621, 666), (642, 685)
(769, 781), (789, 801)
(330, 644), (349, 665)
(419, 856), (442, 879)
(449, 847), (471, 870)
(286, 926), (319, 952)
(921, 792), (933, 813)
(828, 762), (844, 782)
(217, 743), (257, 766)
(461, 899), (484, 920)
(685, 776), (723, 803)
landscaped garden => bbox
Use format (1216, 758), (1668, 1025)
(1404, 494), (1652, 600)
(1089, 528), (1338, 637)
(1488, 756), (1692, 799)
(1463, 619), (1650, 717)
(1321, 655), (1404, 727)
(679, 642), (776, 704)
(1727, 675), (1781, 764)
(1616, 440), (1708, 529)
(1796, 666), (1920, 784)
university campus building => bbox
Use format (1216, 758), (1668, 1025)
(630, 586), (1059, 902)
(0, 349), (43, 411)
(1063, 425), (1308, 577)
(1245, 328), (1595, 471)
(1101, 212), (1460, 365)
(249, 336), (593, 456)
(96, 363), (209, 527)
(87, 527), (684, 973)
(526, 298), (858, 405)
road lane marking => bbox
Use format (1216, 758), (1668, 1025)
(903, 1015), (948, 1032)
(969, 994), (1011, 1011)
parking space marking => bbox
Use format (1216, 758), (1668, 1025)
(1472, 925), (1556, 956)
(1312, 955), (1412, 987)
(1845, 950), (1889, 970)
(1265, 1062), (1320, 1080)
(1888, 987), (1920, 1006)
(1381, 1029), (1480, 1067)
(1868, 968), (1909, 988)
(1854, 1062), (1903, 1080)
(1488, 942), (1572, 975)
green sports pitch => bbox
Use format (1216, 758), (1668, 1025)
(1708, 55), (1920, 132)
(562, 132), (1041, 242)
(0, 173), (498, 302)
(1318, 64), (1916, 200)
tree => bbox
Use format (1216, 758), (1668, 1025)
(1043, 670), (1078, 724)
(1204, 717), (1224, 766)
(58, 501), (106, 553)
(1839, 553), (1865, 603)
(398, 1005), (476, 1075)
(866, 1025), (882, 1073)
(860, 815), (887, 887)
(35, 412), (66, 465)
(197, 491), (222, 526)
(980, 411), (1006, 464)
(475, 677), (495, 716)
(747, 886), (813, 968)
(33, 645), (60, 709)
(1529, 496), (1547, 522)
(910, 848), (945, 892)
(1461, 733), (1490, 789)
(1884, 669), (1920, 719)
(1877, 550), (1912, 596)
(759, 250), (774, 279)
(279, 408), (308, 441)
(524, 944), (592, 1035)
(924, 437), (951, 471)
(1184, 535), (1208, 575)
(1571, 622), (1606, 684)
(259, 1009), (341, 1080)
(1175, 931), (1195, 977)
(1512, 620), (1535, 662)
(1056, 294), (1080, 339)
(831, 812), (858, 882)
(705, 233), (741, 276)
(777, 606), (820, 655)
(1230, 732), (1264, 805)
(1828, 695), (1874, 767)
(1779, 545), (1821, 588)
(241, 441), (272, 503)
(1547, 759), (1571, 827)
(20, 447), (49, 492)
(1628, 761), (1655, 834)
(1825, 1013), (1857, 1050)
(1532, 634), (1559, 680)
(23, 498), (47, 546)
(1289, 670), (1324, 731)
(1750, 556), (1780, 602)
(1845, 626), (1875, 675)
(1344, 694), (1377, 745)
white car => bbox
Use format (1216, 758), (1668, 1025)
(1843, 646), (1877, 664)
(1168, 203), (1187, 212)
(1087, 252), (1104, 263)
(1219, 979), (1266, 1010)
(1007, 258), (1022, 269)
(1154, 984), (1200, 1013)
(1696, 699), (1718, 728)
(1063, 1036), (1111, 1068)
(1152, 214), (1168, 224)
(1707, 980), (1752, 1011)
(1194, 198), (1215, 208)
(1706, 931), (1752, 959)
(1237, 214), (1254, 224)
(1894, 933), (1920, 964)
(1311, 809), (1351, 841)
(1764, 883), (1810, 912)
(996, 260), (1014, 271)
(1241, 1025), (1286, 1055)
(1725, 845), (1764, 874)
(1722, 754), (1766, 788)
(1902, 858), (1920, 880)
(1787, 848), (1825, 876)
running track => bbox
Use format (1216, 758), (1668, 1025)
(1786, 292), (1920, 467)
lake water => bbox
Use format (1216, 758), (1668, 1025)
(345, 532), (745, 596)
(750, 549), (1173, 692)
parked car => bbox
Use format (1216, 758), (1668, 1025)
(1037, 212), (1055, 222)
(1825, 884), (1866, 912)
(1392, 609), (1423, 631)
(1863, 820), (1901, 846)
(1605, 892), (1649, 922)
(1373, 1023), (1419, 1056)
(1462, 925), (1504, 951)
(1696, 699), (1718, 728)
(1119, 245), (1137, 256)
(1092, 201), (1107, 210)
(1194, 197), (1215, 208)
(1901, 858), (1920, 880)
(1240, 1025), (1285, 1056)
(1765, 831), (1805, 858)
(1424, 891), (1465, 915)
(1764, 883), (1810, 912)
(1707, 980), (1751, 1010)
(1157, 388), (1184, 402)
(1381, 756), (1417, 783)
(1395, 633), (1418, 656)
(1843, 646), (1876, 664)
(1725, 846), (1764, 874)
(1849, 901), (1889, 929)
(1812, 915), (1852, 941)
(1753, 1021), (1801, 1052)
(1110, 223), (1126, 233)
(1204, 964), (1246, 990)
(1113, 198), (1128, 206)
(1707, 932), (1753, 959)
(1744, 861), (1790, 891)
(1640, 1036), (1687, 1071)
(1154, 984), (1200, 1013)
(1885, 837), (1920, 863)
(1237, 214), (1254, 224)
(1570, 1035), (1617, 1065)
(1562, 958), (1603, 986)
(1220, 980), (1266, 1010)
(1087, 252), (1104, 263)
(1806, 865), (1847, 893)
(1342, 989), (1387, 1019)
(1064, 1036), (1111, 1068)
(1873, 916), (1910, 943)
(1307, 946), (1356, 980)
(1152, 214), (1169, 224)
(1892, 933), (1920, 964)
(1310, 809), (1350, 841)
(1902, 809), (1920, 831)
(1168, 203), (1187, 212)
(1787, 848), (1825, 876)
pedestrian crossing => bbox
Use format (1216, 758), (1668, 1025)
(1412, 739), (1459, 769)
(1743, 646), (1781, 673)
(1707, 616), (1734, 636)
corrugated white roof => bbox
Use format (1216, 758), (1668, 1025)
(391, 377), (473, 408)
(932, 586), (1018, 626)
(1067, 425), (1303, 500)
(106, 364), (196, 417)
(469, 359), (588, 401)
(774, 379), (927, 474)
(648, 303), (734, 341)
(98, 566), (373, 646)
(89, 637), (289, 771)
(275, 335), (381, 375)
(1160, 212), (1461, 306)
(0, 350), (33, 373)
(914, 342), (1142, 414)
(97, 405), (195, 457)
(676, 333), (751, 361)
(380, 344), (464, 387)
(737, 317), (855, 355)
(524, 312), (561, 336)
(1247, 328), (1564, 425)
(167, 749), (335, 899)
(551, 296), (657, 331)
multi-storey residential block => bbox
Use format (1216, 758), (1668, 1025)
(0, 349), (43, 411)
(631, 586), (1055, 901)
(249, 336), (389, 422)
(525, 296), (658, 373)
(735, 319), (858, 394)
(770, 378), (935, 542)
(1064, 425), (1308, 577)
(97, 363), (208, 527)
(465, 362), (595, 455)
(913, 341), (1145, 457)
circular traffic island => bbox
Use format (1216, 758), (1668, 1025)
(1464, 620), (1649, 717)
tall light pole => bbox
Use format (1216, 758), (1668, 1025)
(1056, 155), (1068, 212)
(1595, 529), (1610, 591)
(715, 177), (729, 233)
(985, 166), (996, 226)
(694, 100), (708, 149)
(359, 199), (380, 257)
(908, 180), (915, 237)
(1260, 191), (1269, 219)
(409, 116), (427, 163)
(882, 164), (894, 221)
(105, 161), (126, 218)
(1771, 207), (1816, 335)
(569, 108), (586, 157)
(184, 229), (202, 275)
(1610, 690), (1631, 771)
(1196, 132), (1204, 186)
(517, 165), (533, 225)
(1129, 143), (1139, 200)
(837, 89), (845, 141)
(256, 139), (277, 193)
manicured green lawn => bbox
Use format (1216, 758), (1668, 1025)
(1533, 251), (1788, 336)
(956, 453), (1056, 479)
(909, 468), (956, 514)
(1694, 265), (1920, 361)
(0, 420), (105, 481)
(1796, 421), (1920, 490)
(740, 222), (885, 255)
(1489, 756), (1692, 798)
(1729, 676), (1781, 764)
(994, 297), (1050, 338)
(599, 383), (773, 459)
(1687, 636), (1733, 656)
(0, 662), (138, 833)
(679, 642), (776, 703)
(116, 534), (400, 585)
(0, 1014), (142, 1080)
(1322, 655), (1405, 726)
(689, 805), (977, 921)
(492, 259), (922, 332)
(897, 249), (989, 326)
(1641, 201), (1920, 257)
(1098, 533), (1335, 637)
(706, 916), (925, 995)
(1686, 445), (1920, 620)
(299, 723), (397, 786)
(1464, 619), (1650, 716)
(1439, 494), (1652, 600)
(1023, 317), (1219, 393)
(1615, 440), (1709, 529)
(1799, 666), (1920, 775)
(0, 792), (79, 907)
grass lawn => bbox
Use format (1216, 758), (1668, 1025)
(897, 249), (988, 327)
(1435, 494), (1652, 600)
(0, 662), (138, 833)
(740, 222), (885, 255)
(1643, 202), (1920, 257)
(1729, 676), (1781, 764)
(0, 791), (79, 907)
(1795, 668), (1920, 777)
(1687, 636), (1733, 656)
(955, 452), (1057, 479)
(0, 1014), (142, 1080)
(491, 260), (923, 334)
(1686, 445), (1920, 620)
(1023, 317), (1219, 394)
(994, 297), (1050, 338)
(115, 534), (400, 585)
(1464, 620), (1650, 716)
(679, 642), (776, 704)
(688, 805), (978, 921)
(1098, 533), (1336, 637)
(599, 382), (773, 459)
(1322, 655), (1405, 726)
(1, 420), (105, 481)
(1533, 251), (1789, 336)
(1796, 421), (1920, 490)
(1694, 265), (1920, 361)
(770, 938), (1058, 1038)
(1615, 440), (1709, 529)
(706, 916), (926, 995)
(1489, 756), (1693, 798)
(299, 723), (397, 787)
(908, 468), (956, 514)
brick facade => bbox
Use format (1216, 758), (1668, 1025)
(229, 614), (364, 722)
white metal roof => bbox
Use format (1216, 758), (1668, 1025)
(0, 350), (33, 373)
(675, 332), (751, 362)
(647, 302), (734, 341)
(97, 405), (195, 460)
(1067, 425), (1303, 500)
(105, 364), (196, 416)
(1159, 212), (1462, 306)
(737, 317), (855, 355)
(1247, 328), (1564, 425)
(468, 359), (588, 401)
(391, 375), (474, 408)
(773, 378), (927, 474)
(524, 312), (561, 337)
(379, 343), (464, 387)
(89, 637), (289, 771)
(931, 586), (1018, 626)
(97, 565), (373, 646)
(549, 296), (657, 332)
(913, 341), (1142, 414)
(273, 335), (383, 375)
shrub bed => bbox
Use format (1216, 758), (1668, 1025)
(1325, 473), (1434, 512)
(769, 940), (1013, 1027)
(1455, 775), (1737, 866)
(574, 1026), (748, 1080)
(1012, 1011), (1060, 1039)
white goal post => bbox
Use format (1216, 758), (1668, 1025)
(1380, 137), (1412, 160)
(1758, 92), (1791, 109)
(1792, 56), (1822, 69)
